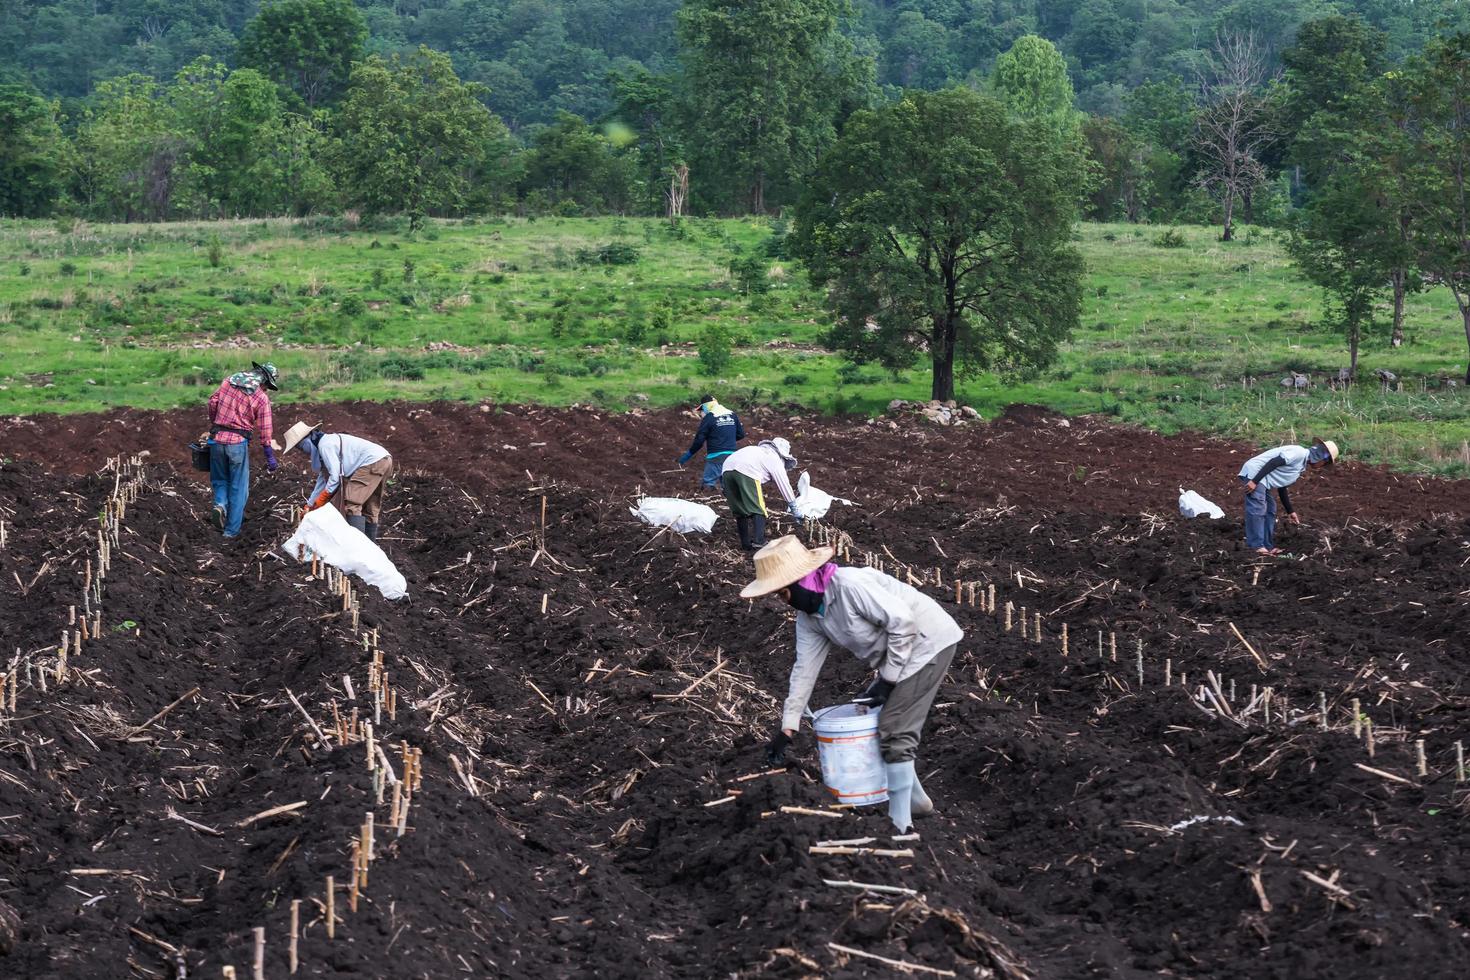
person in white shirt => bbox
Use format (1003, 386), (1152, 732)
(739, 535), (964, 833)
(720, 437), (802, 552)
(282, 421), (393, 542)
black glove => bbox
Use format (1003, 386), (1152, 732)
(765, 730), (792, 766)
(852, 676), (895, 707)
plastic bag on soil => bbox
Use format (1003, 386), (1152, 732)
(1178, 487), (1225, 520)
(282, 505), (409, 599)
(631, 497), (719, 534)
(793, 471), (855, 521)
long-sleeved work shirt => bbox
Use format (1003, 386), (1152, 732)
(207, 381), (273, 449)
(781, 567), (965, 731)
(685, 407), (745, 460)
(722, 444), (797, 504)
(307, 433), (391, 499)
(1239, 444), (1310, 514)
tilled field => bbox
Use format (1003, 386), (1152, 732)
(0, 404), (1467, 979)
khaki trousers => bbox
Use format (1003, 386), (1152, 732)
(340, 456), (392, 522)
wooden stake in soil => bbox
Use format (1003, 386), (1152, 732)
(1033, 612), (1041, 644)
(1110, 631), (1117, 662)
(1456, 741), (1465, 783)
(1319, 691), (1329, 730)
(252, 927), (265, 980)
(1018, 608), (1027, 640)
(289, 899), (301, 974)
(348, 842), (360, 912)
(1416, 740), (1428, 778)
(986, 583), (995, 614)
(1061, 623), (1069, 657)
(1351, 699), (1361, 738)
(1003, 602), (1013, 632)
(1365, 718), (1375, 757)
(1136, 646), (1144, 687)
(1164, 659), (1172, 686)
(326, 875), (336, 939)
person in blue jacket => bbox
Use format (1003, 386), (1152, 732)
(1238, 438), (1338, 554)
(676, 396), (745, 487)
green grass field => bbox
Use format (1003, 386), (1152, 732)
(3, 215), (1469, 475)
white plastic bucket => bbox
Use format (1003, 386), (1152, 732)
(812, 703), (888, 806)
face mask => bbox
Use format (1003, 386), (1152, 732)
(1308, 445), (1329, 464)
(786, 583), (824, 615)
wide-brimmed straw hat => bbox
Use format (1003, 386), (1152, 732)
(281, 420), (321, 455)
(740, 536), (835, 599)
(1313, 438), (1339, 464)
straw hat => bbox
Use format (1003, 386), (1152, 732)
(1314, 438), (1339, 464)
(281, 421), (321, 455)
(739, 536), (836, 599)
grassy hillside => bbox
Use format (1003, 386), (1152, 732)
(2, 216), (1468, 475)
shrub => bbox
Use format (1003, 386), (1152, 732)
(731, 253), (770, 295)
(380, 355), (426, 380)
(18, 263), (29, 276)
(402, 259), (415, 283)
(207, 235), (223, 268)
(370, 268), (386, 289)
(59, 261), (77, 277)
(698, 324), (732, 375)
(339, 295), (367, 318)
(782, 372), (809, 386)
(576, 242), (641, 266)
(1153, 228), (1187, 249)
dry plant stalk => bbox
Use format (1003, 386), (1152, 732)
(1061, 624), (1069, 657)
(326, 875), (336, 939)
(1351, 699), (1361, 738)
(289, 899), (300, 974)
(252, 927), (266, 980)
(1416, 740), (1427, 777)
(1033, 613), (1041, 644)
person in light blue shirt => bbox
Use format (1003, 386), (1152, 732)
(282, 421), (394, 542)
(1237, 438), (1338, 554)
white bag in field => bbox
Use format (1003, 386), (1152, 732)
(631, 497), (719, 534)
(1178, 487), (1225, 520)
(793, 471), (855, 521)
(282, 505), (409, 600)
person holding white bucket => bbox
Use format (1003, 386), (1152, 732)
(739, 536), (963, 833)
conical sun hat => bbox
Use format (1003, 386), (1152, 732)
(281, 421), (321, 455)
(1315, 438), (1339, 464)
(740, 536), (835, 599)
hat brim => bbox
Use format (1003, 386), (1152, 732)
(253, 362), (279, 390)
(1312, 438), (1338, 464)
(282, 423), (322, 455)
(739, 544), (835, 599)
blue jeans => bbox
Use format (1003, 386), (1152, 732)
(701, 456), (727, 488)
(1241, 477), (1276, 551)
(210, 440), (250, 537)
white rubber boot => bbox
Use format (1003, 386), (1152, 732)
(885, 760), (916, 833)
(912, 773), (935, 817)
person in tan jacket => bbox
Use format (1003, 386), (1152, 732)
(740, 536), (963, 833)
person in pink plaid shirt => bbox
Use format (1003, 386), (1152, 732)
(203, 361), (280, 540)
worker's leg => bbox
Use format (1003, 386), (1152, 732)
(700, 457), (723, 488)
(723, 472), (763, 551)
(222, 442), (249, 538)
(1264, 491), (1278, 551)
(876, 645), (955, 832)
(877, 645), (956, 763)
(208, 441), (230, 529)
(1241, 479), (1267, 550)
(359, 457), (392, 524)
(340, 457), (390, 519)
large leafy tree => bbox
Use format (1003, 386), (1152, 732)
(522, 111), (637, 213)
(331, 47), (513, 218)
(791, 88), (1085, 402)
(238, 0), (366, 108)
(70, 73), (181, 220)
(0, 84), (68, 217)
(677, 0), (868, 213)
(1399, 33), (1470, 383)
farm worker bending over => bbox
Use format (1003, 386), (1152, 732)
(741, 536), (964, 833)
(676, 395), (745, 487)
(282, 422), (394, 542)
(203, 361), (280, 541)
(721, 437), (800, 553)
(1238, 438), (1338, 555)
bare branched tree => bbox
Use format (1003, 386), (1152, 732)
(1194, 32), (1279, 241)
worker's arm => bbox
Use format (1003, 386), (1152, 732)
(1246, 455), (1288, 489)
(684, 415), (712, 457)
(733, 414), (746, 442)
(1278, 486), (1294, 515)
(207, 388), (221, 423)
(845, 580), (920, 683)
(767, 454), (798, 504)
(781, 615), (834, 732)
(318, 436), (343, 495)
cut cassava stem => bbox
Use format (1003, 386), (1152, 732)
(1351, 699), (1361, 738)
(252, 927), (265, 980)
(1416, 740), (1428, 777)
(289, 899), (300, 975)
(326, 875), (336, 939)
(1456, 741), (1465, 782)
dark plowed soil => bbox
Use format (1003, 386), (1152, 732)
(0, 404), (1467, 978)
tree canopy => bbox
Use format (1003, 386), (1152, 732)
(791, 87), (1085, 401)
